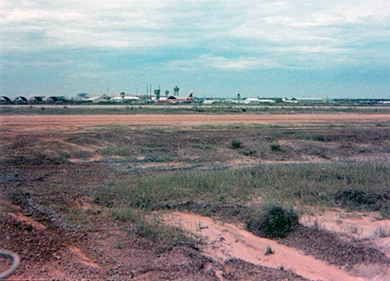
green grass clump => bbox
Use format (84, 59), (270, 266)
(111, 208), (190, 246)
(270, 143), (282, 152)
(231, 139), (243, 149)
(100, 146), (136, 158)
(245, 204), (299, 238)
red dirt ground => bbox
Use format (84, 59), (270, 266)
(1, 113), (390, 280)
(1, 113), (390, 132)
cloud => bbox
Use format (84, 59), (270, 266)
(2, 0), (389, 54)
(1, 0), (171, 51)
(1, 0), (389, 98)
(166, 54), (281, 71)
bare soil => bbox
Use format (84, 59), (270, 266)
(1, 113), (390, 131)
(1, 113), (390, 280)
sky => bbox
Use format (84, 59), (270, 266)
(1, 0), (390, 99)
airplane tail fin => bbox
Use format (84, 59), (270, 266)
(187, 93), (193, 100)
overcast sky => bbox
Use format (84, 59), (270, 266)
(1, 0), (389, 99)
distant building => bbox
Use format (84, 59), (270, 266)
(230, 97), (276, 104)
(203, 99), (216, 104)
(0, 96), (11, 104)
(86, 94), (111, 103)
(43, 96), (68, 103)
(13, 96), (28, 103)
(29, 96), (45, 103)
(258, 99), (276, 104)
(295, 98), (326, 103)
(282, 97), (298, 103)
(110, 95), (140, 102)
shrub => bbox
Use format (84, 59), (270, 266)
(334, 189), (374, 210)
(380, 205), (390, 219)
(245, 205), (299, 238)
(264, 245), (275, 255)
(241, 149), (257, 156)
(231, 139), (243, 149)
(270, 143), (282, 152)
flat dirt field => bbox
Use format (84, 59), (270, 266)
(2, 113), (390, 131)
(1, 112), (390, 280)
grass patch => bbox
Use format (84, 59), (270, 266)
(94, 163), (390, 212)
(99, 144), (175, 162)
(93, 169), (255, 211)
(311, 135), (333, 142)
(96, 192), (195, 246)
(100, 146), (137, 158)
(91, 162), (390, 243)
(192, 144), (216, 150)
(111, 207), (193, 246)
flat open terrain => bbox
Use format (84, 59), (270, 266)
(2, 113), (390, 130)
(1, 111), (390, 280)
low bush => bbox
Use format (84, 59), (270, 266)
(245, 204), (299, 238)
(112, 208), (192, 246)
(270, 143), (282, 152)
(231, 139), (243, 149)
(334, 189), (373, 210)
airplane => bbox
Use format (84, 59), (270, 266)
(156, 93), (193, 104)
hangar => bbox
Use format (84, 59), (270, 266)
(0, 96), (11, 104)
(13, 96), (28, 104)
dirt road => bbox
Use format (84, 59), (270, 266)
(1, 113), (390, 132)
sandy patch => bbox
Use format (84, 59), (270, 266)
(301, 210), (390, 257)
(163, 211), (363, 281)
